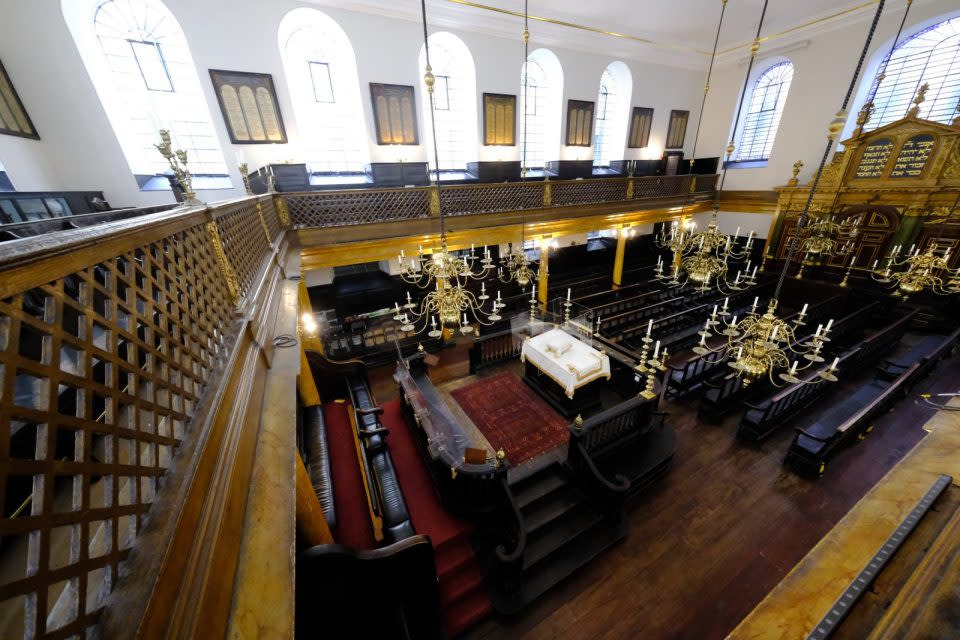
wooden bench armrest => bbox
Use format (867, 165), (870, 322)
(794, 426), (830, 443)
(357, 406), (384, 417)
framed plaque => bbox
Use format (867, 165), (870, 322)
(483, 93), (516, 146)
(628, 107), (654, 148)
(0, 59), (39, 140)
(209, 69), (287, 144)
(566, 99), (594, 147)
(665, 110), (689, 149)
(854, 137), (893, 179)
(370, 83), (419, 145)
(889, 134), (936, 178)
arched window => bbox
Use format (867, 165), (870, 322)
(418, 33), (478, 172)
(63, 0), (229, 179)
(736, 61), (793, 161)
(867, 16), (960, 127)
(279, 9), (369, 173)
(593, 62), (632, 167)
(520, 49), (563, 170)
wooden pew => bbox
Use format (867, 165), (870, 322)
(784, 363), (920, 478)
(878, 327), (960, 382)
(665, 349), (726, 398)
(736, 348), (859, 442)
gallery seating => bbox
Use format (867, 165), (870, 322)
(302, 400), (336, 527)
(346, 372), (417, 543)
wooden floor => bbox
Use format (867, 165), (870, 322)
(444, 351), (960, 640)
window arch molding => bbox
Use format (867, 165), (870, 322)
(731, 59), (794, 162)
(278, 8), (370, 173)
(520, 48), (563, 170)
(417, 32), (478, 172)
(62, 0), (230, 180)
(592, 61), (632, 167)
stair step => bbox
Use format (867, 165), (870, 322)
(440, 562), (485, 607)
(443, 589), (493, 639)
(510, 464), (568, 510)
(437, 538), (477, 580)
(523, 504), (603, 570)
(521, 485), (585, 535)
(491, 519), (626, 614)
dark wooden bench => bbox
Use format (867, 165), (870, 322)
(665, 348), (726, 398)
(784, 363), (920, 478)
(470, 328), (523, 372)
(878, 327), (960, 382)
(736, 348), (859, 442)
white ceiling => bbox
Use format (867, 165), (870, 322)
(310, 0), (899, 69)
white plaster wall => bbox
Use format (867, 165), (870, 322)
(699, 0), (960, 192)
(691, 211), (773, 239)
(1, 0), (705, 206)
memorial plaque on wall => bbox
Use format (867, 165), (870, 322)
(0, 59), (39, 139)
(370, 83), (419, 145)
(565, 100), (594, 147)
(209, 69), (287, 144)
(628, 107), (654, 148)
(889, 134), (936, 178)
(482, 93), (516, 146)
(854, 137), (893, 179)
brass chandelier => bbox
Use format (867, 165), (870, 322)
(654, 211), (758, 292)
(499, 0), (538, 290)
(393, 0), (505, 337)
(798, 212), (859, 259)
(870, 200), (960, 299)
(693, 0), (890, 386)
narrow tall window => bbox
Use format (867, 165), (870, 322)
(418, 33), (478, 172)
(64, 0), (230, 179)
(867, 16), (960, 128)
(736, 62), (794, 161)
(592, 62), (632, 167)
(279, 9), (369, 173)
(519, 49), (563, 170)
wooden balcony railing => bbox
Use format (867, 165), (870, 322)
(283, 174), (718, 229)
(0, 194), (297, 639)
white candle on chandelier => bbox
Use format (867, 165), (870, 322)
(789, 360), (798, 375)
(481, 282), (486, 295)
(730, 315), (737, 327)
(661, 347), (668, 362)
(734, 271), (742, 285)
(751, 265), (758, 279)
(722, 297), (729, 312)
(646, 319), (653, 337)
(734, 226), (741, 238)
(825, 318), (834, 333)
(395, 302), (401, 313)
(471, 243), (475, 253)
(770, 325), (779, 342)
(814, 323), (823, 337)
(419, 244), (423, 254)
(699, 332), (707, 346)
(653, 340), (660, 359)
(752, 296), (759, 312)
(398, 255), (403, 266)
(497, 290), (502, 301)
(872, 259), (879, 271)
(800, 303), (808, 317)
(711, 304), (718, 318)
(908, 243), (915, 255)
(703, 318), (710, 332)
(431, 316), (437, 329)
(401, 249), (405, 258)
(411, 259), (417, 270)
(406, 291), (412, 304)
(737, 346), (743, 359)
(567, 288), (571, 302)
(462, 313), (468, 325)
(531, 285), (536, 300)
(830, 356), (839, 371)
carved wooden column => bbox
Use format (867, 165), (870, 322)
(612, 228), (627, 289)
(537, 242), (549, 313)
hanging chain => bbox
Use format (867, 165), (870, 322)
(775, 0), (887, 298)
(716, 0), (770, 196)
(421, 0), (447, 242)
(520, 0), (529, 246)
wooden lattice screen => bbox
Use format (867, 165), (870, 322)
(0, 195), (284, 639)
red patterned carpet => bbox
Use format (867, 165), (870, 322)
(450, 372), (569, 465)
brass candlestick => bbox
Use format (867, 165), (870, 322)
(154, 130), (200, 206)
(239, 162), (253, 195)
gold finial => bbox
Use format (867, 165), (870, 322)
(827, 110), (847, 140)
(908, 82), (929, 118)
(787, 159), (803, 187)
(496, 449), (506, 460)
(750, 38), (760, 56)
(423, 64), (435, 94)
(238, 162), (253, 195)
(417, 342), (424, 352)
(725, 141), (735, 158)
(574, 414), (584, 430)
(855, 101), (874, 134)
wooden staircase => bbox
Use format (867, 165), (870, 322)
(489, 463), (626, 614)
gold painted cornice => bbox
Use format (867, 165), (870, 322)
(444, 0), (882, 58)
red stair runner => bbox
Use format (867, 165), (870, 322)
(380, 398), (493, 638)
(323, 401), (376, 550)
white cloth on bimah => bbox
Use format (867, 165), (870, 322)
(520, 328), (611, 398)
